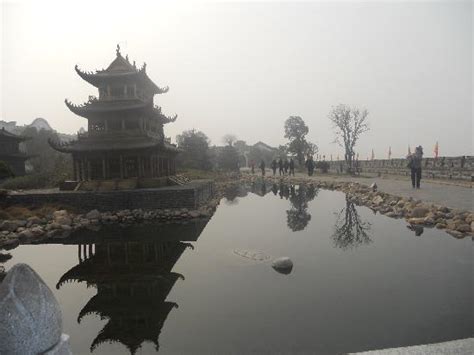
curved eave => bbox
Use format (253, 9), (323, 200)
(48, 138), (79, 154)
(49, 137), (179, 154)
(65, 99), (149, 118)
(153, 106), (177, 124)
(75, 65), (169, 94)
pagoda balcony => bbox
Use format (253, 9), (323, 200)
(77, 128), (163, 140)
(98, 90), (150, 103)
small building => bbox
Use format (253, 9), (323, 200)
(0, 127), (31, 176)
(49, 45), (179, 181)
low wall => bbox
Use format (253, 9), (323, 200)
(3, 180), (215, 212)
(327, 156), (473, 181)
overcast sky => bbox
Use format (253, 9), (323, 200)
(1, 0), (472, 158)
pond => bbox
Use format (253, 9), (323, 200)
(1, 182), (472, 354)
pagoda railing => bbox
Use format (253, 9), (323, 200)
(99, 92), (149, 102)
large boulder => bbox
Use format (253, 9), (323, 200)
(85, 209), (101, 220)
(272, 257), (294, 275)
(0, 264), (69, 354)
(53, 210), (72, 226)
(372, 195), (383, 206)
(410, 206), (430, 218)
(0, 220), (22, 232)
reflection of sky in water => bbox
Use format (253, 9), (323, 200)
(3, 187), (472, 354)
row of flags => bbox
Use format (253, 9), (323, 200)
(321, 142), (440, 161)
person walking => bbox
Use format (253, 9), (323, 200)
(259, 159), (266, 176)
(271, 159), (278, 176)
(407, 146), (423, 188)
(250, 160), (255, 174)
(305, 155), (315, 176)
(289, 158), (295, 176)
(284, 159), (289, 175)
(278, 158), (284, 176)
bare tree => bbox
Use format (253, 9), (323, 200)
(305, 142), (319, 158)
(329, 104), (369, 173)
(332, 197), (372, 250)
(222, 134), (237, 147)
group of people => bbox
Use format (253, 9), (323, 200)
(250, 156), (316, 177)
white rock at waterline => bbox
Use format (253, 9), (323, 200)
(272, 257), (293, 274)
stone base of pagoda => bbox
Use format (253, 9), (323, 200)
(4, 180), (214, 212)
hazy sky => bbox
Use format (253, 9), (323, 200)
(1, 0), (472, 158)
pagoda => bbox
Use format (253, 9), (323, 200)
(49, 45), (178, 181)
(0, 127), (31, 176)
(57, 238), (193, 354)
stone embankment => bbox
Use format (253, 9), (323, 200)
(1, 173), (472, 250)
(235, 174), (474, 239)
(0, 197), (221, 250)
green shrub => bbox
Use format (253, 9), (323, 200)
(0, 161), (14, 179)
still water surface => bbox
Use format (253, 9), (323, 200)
(3, 183), (472, 354)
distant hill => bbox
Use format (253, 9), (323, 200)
(29, 117), (53, 131)
(0, 118), (76, 142)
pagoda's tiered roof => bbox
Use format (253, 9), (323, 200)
(56, 241), (189, 288)
(74, 47), (169, 95)
(64, 99), (177, 123)
(77, 273), (182, 322)
(0, 127), (30, 142)
(48, 136), (179, 154)
(89, 301), (177, 354)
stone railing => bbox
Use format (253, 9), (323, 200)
(326, 156), (473, 181)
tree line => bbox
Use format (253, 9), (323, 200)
(176, 103), (369, 173)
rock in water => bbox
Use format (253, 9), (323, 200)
(0, 264), (65, 354)
(272, 257), (294, 274)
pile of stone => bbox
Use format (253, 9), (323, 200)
(238, 174), (473, 239)
(0, 197), (221, 249)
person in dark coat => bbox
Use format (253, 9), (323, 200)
(271, 159), (278, 176)
(250, 160), (255, 174)
(284, 159), (289, 174)
(278, 158), (284, 176)
(305, 156), (315, 176)
(289, 158), (295, 176)
(259, 160), (266, 176)
(407, 146), (423, 188)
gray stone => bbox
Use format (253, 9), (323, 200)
(410, 206), (430, 218)
(17, 229), (34, 241)
(372, 195), (383, 205)
(272, 257), (294, 274)
(0, 220), (22, 232)
(189, 211), (200, 218)
(85, 209), (101, 220)
(0, 264), (63, 354)
(456, 224), (471, 233)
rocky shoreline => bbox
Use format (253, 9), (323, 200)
(1, 174), (472, 251)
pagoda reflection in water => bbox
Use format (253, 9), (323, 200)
(56, 222), (207, 354)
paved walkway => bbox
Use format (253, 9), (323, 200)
(296, 173), (473, 211)
(351, 337), (473, 355)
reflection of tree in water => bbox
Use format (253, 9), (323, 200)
(332, 197), (372, 250)
(286, 184), (318, 232)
